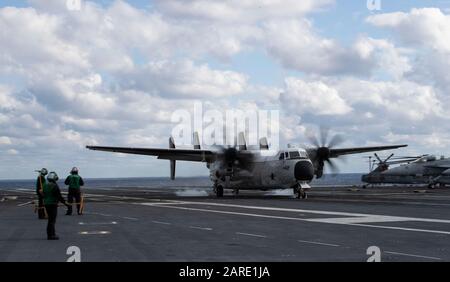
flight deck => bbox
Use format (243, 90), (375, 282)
(1, 185), (449, 262)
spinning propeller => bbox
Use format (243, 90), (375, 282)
(307, 127), (345, 175)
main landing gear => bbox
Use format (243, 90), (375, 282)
(213, 184), (239, 198)
(214, 184), (224, 198)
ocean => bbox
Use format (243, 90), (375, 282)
(0, 174), (364, 190)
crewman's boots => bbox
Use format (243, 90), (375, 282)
(38, 205), (47, 219)
(47, 235), (59, 240)
(66, 206), (72, 215)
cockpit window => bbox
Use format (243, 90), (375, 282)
(280, 150), (307, 160)
(289, 150), (307, 159)
(290, 151), (300, 159)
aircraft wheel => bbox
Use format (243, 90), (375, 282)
(216, 185), (224, 197)
(294, 186), (301, 199)
(294, 185), (307, 199)
(300, 189), (307, 199)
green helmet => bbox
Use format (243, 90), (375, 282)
(40, 168), (48, 175)
(47, 171), (59, 182)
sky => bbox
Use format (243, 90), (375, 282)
(1, 0), (450, 179)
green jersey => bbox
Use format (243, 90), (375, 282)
(65, 174), (84, 189)
(43, 182), (64, 205)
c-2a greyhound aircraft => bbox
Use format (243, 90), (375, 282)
(87, 129), (406, 199)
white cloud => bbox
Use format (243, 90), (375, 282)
(7, 149), (18, 155)
(0, 7), (90, 76)
(155, 0), (334, 23)
(280, 78), (352, 115)
(366, 8), (450, 93)
(1, 2), (450, 177)
(0, 137), (12, 145)
(335, 79), (443, 122)
(120, 60), (248, 98)
(383, 132), (450, 149)
(353, 37), (412, 80)
(263, 19), (372, 75)
(367, 8), (450, 52)
(278, 76), (448, 159)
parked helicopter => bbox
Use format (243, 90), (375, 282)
(362, 153), (450, 188)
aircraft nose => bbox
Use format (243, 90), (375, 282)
(295, 161), (315, 181)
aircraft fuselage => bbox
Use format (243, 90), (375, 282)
(208, 149), (315, 190)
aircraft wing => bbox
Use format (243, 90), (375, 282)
(86, 146), (216, 162)
(329, 145), (408, 158)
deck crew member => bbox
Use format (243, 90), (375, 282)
(65, 167), (85, 215)
(35, 168), (48, 219)
(42, 172), (68, 240)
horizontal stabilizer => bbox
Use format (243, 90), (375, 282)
(238, 132), (247, 151)
(259, 137), (269, 150)
(193, 132), (201, 150)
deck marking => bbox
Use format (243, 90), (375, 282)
(348, 223), (450, 235)
(78, 231), (111, 235)
(84, 212), (113, 217)
(298, 240), (340, 247)
(189, 226), (213, 231)
(121, 216), (139, 221)
(78, 221), (118, 225)
(384, 251), (441, 261)
(236, 232), (267, 238)
(137, 204), (450, 235)
(152, 220), (171, 225)
(307, 216), (411, 224)
(156, 201), (450, 224)
(141, 202), (188, 206)
(17, 201), (34, 207)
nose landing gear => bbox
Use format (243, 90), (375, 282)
(293, 183), (309, 199)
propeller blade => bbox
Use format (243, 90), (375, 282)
(325, 159), (340, 176)
(306, 126), (347, 178)
(216, 146), (255, 171)
(320, 127), (329, 147)
(327, 134), (344, 148)
(306, 132), (320, 148)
